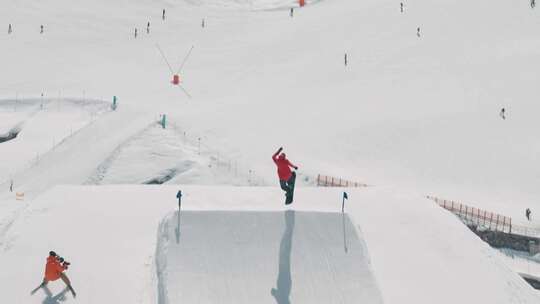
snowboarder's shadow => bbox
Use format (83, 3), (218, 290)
(41, 286), (69, 304)
(271, 210), (295, 304)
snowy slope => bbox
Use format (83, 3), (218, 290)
(1, 0), (540, 208)
(0, 98), (109, 184)
(157, 210), (383, 303)
(1, 0), (540, 302)
(0, 185), (538, 303)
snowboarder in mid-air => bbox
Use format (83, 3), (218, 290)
(272, 147), (298, 205)
(31, 251), (76, 298)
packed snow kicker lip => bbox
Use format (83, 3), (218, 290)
(155, 210), (383, 304)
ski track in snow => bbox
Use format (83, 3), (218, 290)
(85, 123), (157, 185)
(0, 203), (28, 252)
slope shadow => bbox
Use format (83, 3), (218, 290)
(41, 286), (69, 304)
(271, 210), (295, 304)
(0, 127), (21, 143)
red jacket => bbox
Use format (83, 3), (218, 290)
(272, 152), (296, 181)
(44, 256), (66, 281)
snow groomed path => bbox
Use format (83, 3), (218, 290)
(1, 185), (538, 304)
(156, 210), (383, 304)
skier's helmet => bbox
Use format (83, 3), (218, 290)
(49, 251), (57, 257)
(279, 153), (286, 160)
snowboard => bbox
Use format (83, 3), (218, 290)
(30, 282), (46, 295)
(285, 171), (297, 205)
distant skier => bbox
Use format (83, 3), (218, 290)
(202, 18), (205, 28)
(40, 25), (44, 34)
(500, 107), (506, 120)
(8, 23), (12, 34)
(162, 9), (166, 20)
(290, 7), (294, 17)
(400, 2), (404, 13)
(532, 0), (536, 9)
(147, 22), (150, 34)
(417, 27), (420, 37)
(9, 179), (13, 192)
(31, 251), (76, 298)
(134, 28), (138, 38)
(344, 53), (348, 66)
(272, 147), (298, 199)
(526, 208), (532, 221)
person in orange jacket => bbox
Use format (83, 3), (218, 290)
(31, 251), (76, 297)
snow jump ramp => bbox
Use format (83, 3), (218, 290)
(156, 210), (383, 304)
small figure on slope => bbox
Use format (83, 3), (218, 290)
(40, 25), (44, 34)
(31, 251), (76, 298)
(272, 147), (298, 205)
(290, 7), (294, 17)
(162, 9), (166, 20)
(417, 27), (421, 37)
(147, 22), (150, 34)
(532, 0), (536, 9)
(500, 107), (506, 120)
(134, 28), (138, 38)
(526, 208), (532, 221)
(400, 2), (404, 13)
(8, 23), (12, 34)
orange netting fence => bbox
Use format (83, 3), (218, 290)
(427, 195), (540, 237)
(316, 174), (368, 188)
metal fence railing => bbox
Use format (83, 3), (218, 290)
(427, 195), (540, 238)
(316, 174), (368, 188)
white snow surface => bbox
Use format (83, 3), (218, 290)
(1, 185), (538, 304)
(1, 0), (540, 302)
(157, 210), (383, 303)
(1, 0), (540, 206)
